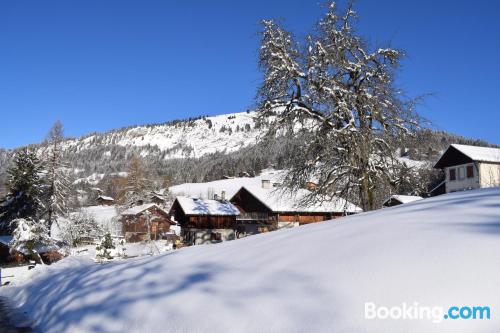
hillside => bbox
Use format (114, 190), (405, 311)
(0, 109), (497, 199)
(2, 188), (499, 332)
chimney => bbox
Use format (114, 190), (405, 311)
(221, 190), (226, 201)
(261, 179), (271, 189)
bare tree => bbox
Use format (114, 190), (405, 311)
(257, 2), (421, 210)
(118, 155), (152, 206)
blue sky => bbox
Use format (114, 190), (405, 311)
(0, 0), (499, 148)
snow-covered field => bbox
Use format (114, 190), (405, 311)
(2, 188), (500, 332)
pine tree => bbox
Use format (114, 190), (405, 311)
(9, 218), (54, 263)
(95, 233), (115, 261)
(0, 149), (44, 233)
(44, 121), (71, 229)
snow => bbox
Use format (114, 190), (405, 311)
(3, 187), (500, 332)
(241, 184), (361, 213)
(169, 168), (283, 198)
(59, 111), (265, 159)
(449, 144), (500, 164)
(171, 169), (362, 213)
(52, 206), (121, 239)
(121, 203), (164, 216)
(384, 195), (423, 205)
(175, 197), (240, 216)
(97, 195), (114, 201)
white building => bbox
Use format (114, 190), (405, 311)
(434, 144), (500, 193)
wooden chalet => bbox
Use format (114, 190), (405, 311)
(96, 195), (115, 206)
(230, 180), (362, 231)
(169, 197), (240, 245)
(120, 203), (175, 242)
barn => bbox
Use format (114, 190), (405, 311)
(230, 180), (362, 230)
(120, 203), (175, 243)
(169, 197), (240, 245)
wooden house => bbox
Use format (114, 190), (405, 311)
(434, 144), (500, 193)
(169, 197), (240, 245)
(121, 203), (175, 242)
(230, 181), (362, 231)
(382, 195), (423, 207)
(96, 195), (115, 206)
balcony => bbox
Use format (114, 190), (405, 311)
(236, 212), (271, 222)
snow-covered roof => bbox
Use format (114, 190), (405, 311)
(121, 203), (167, 216)
(451, 144), (500, 163)
(97, 195), (114, 201)
(383, 195), (423, 206)
(175, 197), (240, 216)
(237, 185), (362, 214)
(169, 168), (284, 199)
(435, 144), (500, 168)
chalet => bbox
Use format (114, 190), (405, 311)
(96, 195), (115, 206)
(169, 197), (240, 245)
(382, 195), (423, 207)
(434, 144), (500, 193)
(230, 180), (362, 231)
(120, 203), (175, 242)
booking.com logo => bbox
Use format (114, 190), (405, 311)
(365, 302), (491, 323)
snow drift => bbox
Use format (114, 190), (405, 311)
(3, 188), (500, 332)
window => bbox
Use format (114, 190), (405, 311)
(449, 168), (456, 181)
(458, 167), (465, 180)
(466, 165), (474, 178)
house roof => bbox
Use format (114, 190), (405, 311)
(121, 203), (167, 216)
(234, 185), (362, 214)
(174, 196), (240, 216)
(435, 144), (500, 168)
(383, 195), (423, 206)
(97, 195), (114, 201)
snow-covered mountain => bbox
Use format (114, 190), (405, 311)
(0, 111), (275, 190)
(57, 110), (264, 159)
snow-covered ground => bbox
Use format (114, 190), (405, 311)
(2, 188), (500, 332)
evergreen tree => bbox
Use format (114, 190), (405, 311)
(10, 217), (54, 264)
(95, 233), (115, 261)
(44, 121), (71, 229)
(0, 149), (44, 233)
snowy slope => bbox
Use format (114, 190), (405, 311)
(3, 187), (500, 332)
(59, 111), (263, 159)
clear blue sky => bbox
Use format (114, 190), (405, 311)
(1, 0), (499, 148)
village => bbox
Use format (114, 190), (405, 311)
(1, 142), (499, 282)
(0, 1), (499, 332)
